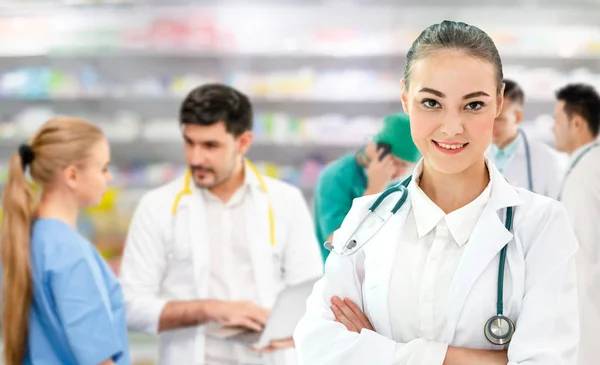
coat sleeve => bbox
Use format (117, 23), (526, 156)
(293, 199), (448, 365)
(281, 187), (324, 284)
(118, 192), (169, 335)
(506, 200), (580, 364)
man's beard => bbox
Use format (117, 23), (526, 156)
(190, 160), (236, 189)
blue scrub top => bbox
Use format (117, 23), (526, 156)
(314, 153), (367, 262)
(25, 218), (129, 365)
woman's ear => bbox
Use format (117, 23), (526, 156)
(400, 79), (410, 115)
(496, 82), (506, 118)
(61, 165), (79, 190)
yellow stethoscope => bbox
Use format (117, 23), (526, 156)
(170, 159), (275, 247)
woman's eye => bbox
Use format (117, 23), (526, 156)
(421, 99), (440, 109)
(465, 101), (485, 110)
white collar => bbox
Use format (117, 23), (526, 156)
(569, 140), (599, 164)
(408, 159), (493, 247)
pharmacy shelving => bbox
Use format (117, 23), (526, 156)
(1, 3), (600, 365)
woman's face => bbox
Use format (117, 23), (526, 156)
(401, 50), (503, 176)
(74, 137), (113, 207)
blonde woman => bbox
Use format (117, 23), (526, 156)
(1, 117), (129, 365)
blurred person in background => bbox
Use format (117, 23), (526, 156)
(0, 117), (129, 365)
(487, 79), (565, 198)
(552, 83), (600, 365)
(313, 113), (421, 261)
(119, 83), (323, 365)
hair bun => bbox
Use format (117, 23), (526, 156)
(18, 144), (35, 170)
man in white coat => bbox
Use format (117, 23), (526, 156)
(119, 83), (323, 365)
(552, 83), (600, 365)
(487, 79), (566, 198)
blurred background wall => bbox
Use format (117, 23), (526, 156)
(0, 0), (599, 362)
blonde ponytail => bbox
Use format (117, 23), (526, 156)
(1, 150), (35, 365)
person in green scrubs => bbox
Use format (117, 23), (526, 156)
(314, 113), (421, 261)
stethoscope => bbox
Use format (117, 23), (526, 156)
(170, 159), (276, 247)
(324, 175), (516, 346)
(557, 142), (600, 201)
(519, 129), (534, 192)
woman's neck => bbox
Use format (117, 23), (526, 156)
(36, 190), (79, 228)
(419, 158), (489, 214)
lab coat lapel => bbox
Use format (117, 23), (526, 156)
(177, 190), (210, 298)
(362, 200), (411, 338)
(446, 165), (523, 340)
(245, 181), (277, 308)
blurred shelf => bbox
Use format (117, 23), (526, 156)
(0, 53), (598, 77)
(0, 96), (556, 120)
(1, 51), (599, 62)
(0, 139), (360, 166)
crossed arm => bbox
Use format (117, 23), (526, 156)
(330, 296), (507, 365)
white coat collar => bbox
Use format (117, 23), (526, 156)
(408, 159), (493, 247)
(360, 157), (524, 340)
(568, 140), (599, 165)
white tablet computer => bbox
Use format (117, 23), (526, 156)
(205, 277), (320, 349)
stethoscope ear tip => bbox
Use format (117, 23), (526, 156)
(324, 241), (334, 251)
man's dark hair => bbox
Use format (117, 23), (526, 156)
(556, 83), (600, 137)
(180, 83), (253, 136)
(503, 79), (525, 105)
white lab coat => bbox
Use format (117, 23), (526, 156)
(486, 133), (568, 199)
(559, 144), (600, 365)
(294, 162), (580, 365)
(119, 168), (323, 365)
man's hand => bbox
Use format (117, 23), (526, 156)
(330, 296), (374, 333)
(205, 300), (270, 332)
(257, 338), (295, 353)
(365, 150), (396, 195)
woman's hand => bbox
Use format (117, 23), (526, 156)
(330, 296), (374, 333)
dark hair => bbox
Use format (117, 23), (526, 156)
(404, 20), (503, 93)
(556, 83), (600, 137)
(503, 79), (525, 105)
(179, 83), (253, 136)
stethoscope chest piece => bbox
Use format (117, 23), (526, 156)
(484, 314), (515, 346)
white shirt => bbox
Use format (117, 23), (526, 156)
(202, 183), (263, 365)
(559, 141), (600, 365)
(389, 163), (491, 346)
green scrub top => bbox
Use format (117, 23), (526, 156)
(313, 153), (367, 262)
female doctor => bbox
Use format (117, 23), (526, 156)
(293, 21), (580, 365)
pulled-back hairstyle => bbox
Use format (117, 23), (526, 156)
(404, 20), (504, 93)
(1, 117), (105, 365)
(503, 79), (525, 105)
